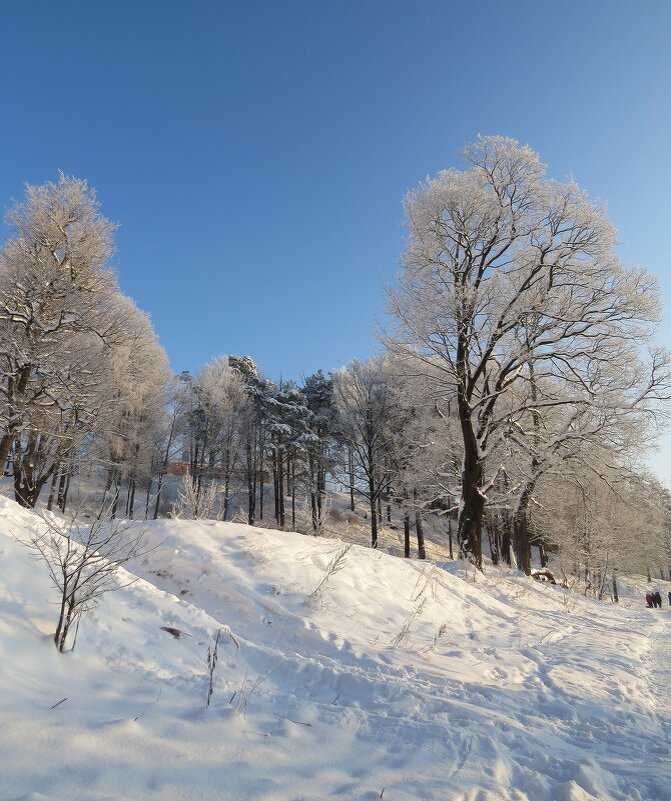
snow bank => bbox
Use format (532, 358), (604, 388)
(0, 496), (669, 800)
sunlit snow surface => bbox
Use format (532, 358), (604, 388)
(0, 495), (669, 801)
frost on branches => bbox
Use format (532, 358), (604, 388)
(388, 135), (671, 571)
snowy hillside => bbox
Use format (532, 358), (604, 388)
(0, 496), (669, 801)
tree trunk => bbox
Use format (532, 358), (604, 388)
(153, 473), (165, 519)
(500, 509), (512, 566)
(259, 447), (265, 520)
(61, 473), (72, 514)
(277, 450), (285, 529)
(367, 441), (378, 548)
(245, 438), (255, 524)
(486, 512), (500, 566)
(513, 510), (532, 575)
(291, 458), (296, 530)
(415, 511), (426, 560)
(127, 477), (136, 519)
(458, 455), (484, 568)
(143, 480), (152, 519)
(47, 469), (59, 512)
(369, 491), (378, 548)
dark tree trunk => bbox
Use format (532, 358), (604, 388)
(404, 510), (410, 558)
(458, 454), (484, 568)
(291, 458), (296, 530)
(61, 473), (71, 514)
(245, 438), (255, 524)
(513, 510), (532, 575)
(223, 472), (230, 521)
(415, 511), (426, 560)
(47, 469), (59, 512)
(276, 449), (285, 529)
(500, 509), (512, 566)
(144, 480), (152, 519)
(58, 471), (68, 511)
(111, 481), (120, 519)
(259, 448), (265, 520)
(153, 473), (165, 519)
(272, 457), (279, 524)
(369, 492), (378, 548)
(127, 477), (136, 519)
(487, 517), (500, 566)
(367, 441), (378, 548)
(412, 488), (426, 559)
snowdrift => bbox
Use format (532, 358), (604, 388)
(0, 496), (669, 801)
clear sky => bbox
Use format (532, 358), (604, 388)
(1, 1), (670, 473)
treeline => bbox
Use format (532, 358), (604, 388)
(1, 146), (670, 592)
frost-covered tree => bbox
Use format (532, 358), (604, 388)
(388, 135), (671, 569)
(0, 175), (170, 510)
(228, 355), (269, 524)
(0, 175), (123, 506)
(95, 298), (171, 518)
(262, 380), (315, 529)
(192, 357), (251, 519)
(333, 357), (398, 548)
(302, 370), (336, 532)
(534, 462), (671, 595)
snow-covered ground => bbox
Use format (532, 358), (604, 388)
(0, 495), (669, 801)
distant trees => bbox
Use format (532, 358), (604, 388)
(388, 135), (671, 570)
(533, 462), (671, 596)
(2, 158), (670, 590)
(332, 358), (398, 548)
(180, 357), (251, 519)
(95, 298), (171, 518)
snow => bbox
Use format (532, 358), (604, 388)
(0, 495), (669, 801)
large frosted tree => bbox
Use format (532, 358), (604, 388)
(388, 136), (670, 569)
(0, 174), (169, 509)
(0, 175), (120, 505)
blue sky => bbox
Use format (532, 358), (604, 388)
(1, 0), (670, 472)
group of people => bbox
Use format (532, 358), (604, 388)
(645, 591), (668, 608)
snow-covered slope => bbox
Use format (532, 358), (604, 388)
(0, 496), (669, 801)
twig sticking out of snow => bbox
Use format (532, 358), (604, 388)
(205, 629), (221, 709)
(309, 544), (352, 601)
(161, 626), (190, 639)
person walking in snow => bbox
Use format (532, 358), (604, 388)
(646, 593), (654, 607)
(668, 591), (671, 607)
(654, 591), (663, 608)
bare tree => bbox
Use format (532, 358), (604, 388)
(333, 358), (397, 548)
(20, 506), (152, 652)
(388, 135), (671, 569)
